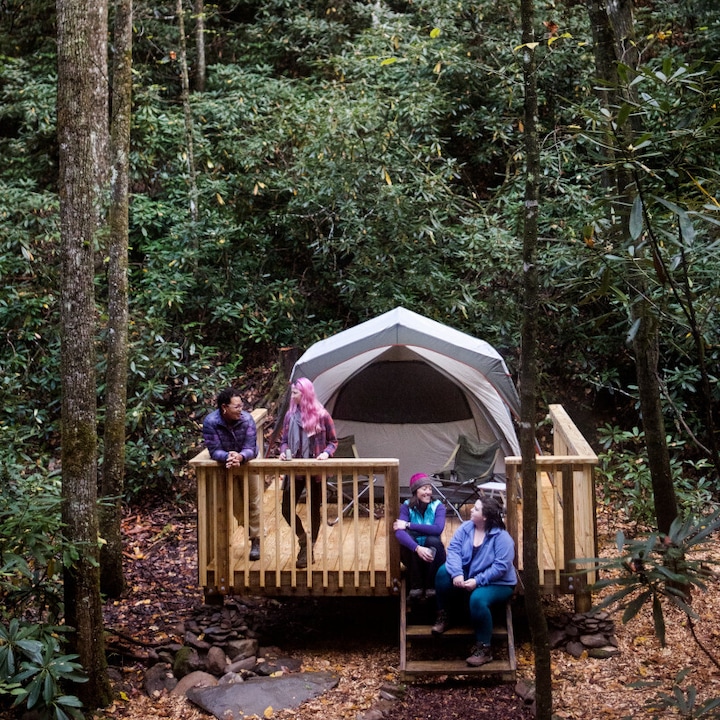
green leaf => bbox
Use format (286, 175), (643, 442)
(629, 195), (644, 240)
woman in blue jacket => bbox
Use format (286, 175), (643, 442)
(431, 496), (516, 667)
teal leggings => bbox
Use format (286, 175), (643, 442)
(435, 563), (514, 644)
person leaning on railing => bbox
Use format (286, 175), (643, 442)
(278, 377), (338, 568)
(202, 387), (261, 560)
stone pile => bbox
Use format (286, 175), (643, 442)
(143, 598), (304, 699)
(548, 610), (619, 659)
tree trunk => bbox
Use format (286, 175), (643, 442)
(193, 0), (206, 92)
(100, 0), (133, 598)
(56, 0), (112, 708)
(631, 301), (678, 534)
(520, 0), (552, 717)
(176, 0), (199, 226)
(585, 0), (679, 534)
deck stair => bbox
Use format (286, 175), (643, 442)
(399, 578), (517, 681)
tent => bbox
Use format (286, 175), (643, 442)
(289, 307), (521, 488)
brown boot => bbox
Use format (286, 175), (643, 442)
(431, 610), (449, 635)
(296, 536), (308, 568)
(466, 643), (493, 667)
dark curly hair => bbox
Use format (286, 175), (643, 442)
(482, 496), (506, 532)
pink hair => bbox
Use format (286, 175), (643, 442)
(291, 377), (326, 435)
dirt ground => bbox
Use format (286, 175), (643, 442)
(93, 495), (720, 720)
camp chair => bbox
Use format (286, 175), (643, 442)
(431, 436), (503, 521)
(327, 435), (376, 525)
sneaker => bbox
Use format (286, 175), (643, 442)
(408, 588), (424, 601)
(249, 537), (260, 561)
(431, 610), (449, 635)
(466, 643), (493, 667)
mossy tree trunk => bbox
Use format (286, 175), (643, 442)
(100, 0), (133, 598)
(519, 0), (552, 717)
(56, 0), (112, 708)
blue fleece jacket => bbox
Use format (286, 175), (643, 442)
(444, 521), (517, 587)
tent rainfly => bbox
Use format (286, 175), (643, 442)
(289, 307), (521, 489)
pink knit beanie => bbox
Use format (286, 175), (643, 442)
(409, 472), (433, 494)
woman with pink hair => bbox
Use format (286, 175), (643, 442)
(279, 377), (338, 568)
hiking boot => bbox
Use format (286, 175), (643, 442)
(466, 643), (493, 667)
(249, 537), (260, 561)
(296, 537), (308, 568)
(431, 610), (449, 635)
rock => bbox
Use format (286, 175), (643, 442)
(379, 682), (406, 701)
(227, 656), (257, 673)
(579, 634), (610, 649)
(254, 656), (302, 676)
(174, 646), (203, 678)
(565, 641), (586, 659)
(185, 631), (212, 651)
(171, 670), (219, 697)
(219, 672), (245, 685)
(225, 638), (258, 661)
(206, 645), (229, 676)
(357, 710), (385, 720)
(515, 678), (536, 704)
(548, 628), (566, 649)
(588, 646), (621, 659)
(187, 671), (339, 720)
(144, 663), (177, 698)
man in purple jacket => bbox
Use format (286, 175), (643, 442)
(202, 388), (260, 560)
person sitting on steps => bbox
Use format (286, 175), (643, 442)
(431, 496), (516, 667)
(393, 472), (446, 601)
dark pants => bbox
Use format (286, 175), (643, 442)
(282, 475), (321, 544)
(400, 534), (446, 591)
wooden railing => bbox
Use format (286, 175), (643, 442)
(504, 404), (598, 611)
(190, 431), (400, 597)
(190, 405), (598, 606)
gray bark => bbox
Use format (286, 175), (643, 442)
(100, 0), (133, 598)
(56, 0), (112, 707)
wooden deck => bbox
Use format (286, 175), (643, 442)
(189, 404), (598, 606)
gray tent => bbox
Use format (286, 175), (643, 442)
(290, 307), (520, 487)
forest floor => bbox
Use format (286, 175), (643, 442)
(94, 488), (720, 720)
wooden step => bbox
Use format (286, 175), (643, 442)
(399, 576), (517, 681)
(402, 658), (516, 681)
(405, 624), (508, 639)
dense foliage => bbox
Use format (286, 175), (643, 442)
(0, 0), (718, 714)
(1, 0), (718, 497)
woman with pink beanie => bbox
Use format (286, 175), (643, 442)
(393, 472), (446, 601)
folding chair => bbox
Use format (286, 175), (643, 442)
(327, 435), (376, 525)
(431, 436), (504, 521)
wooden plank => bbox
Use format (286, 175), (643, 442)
(401, 659), (515, 681)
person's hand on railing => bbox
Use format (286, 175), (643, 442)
(316, 452), (329, 460)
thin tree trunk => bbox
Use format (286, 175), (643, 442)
(56, 0), (112, 707)
(194, 0), (206, 92)
(176, 0), (199, 226)
(586, 0), (678, 534)
(631, 301), (678, 533)
(100, 0), (133, 598)
(520, 0), (552, 716)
